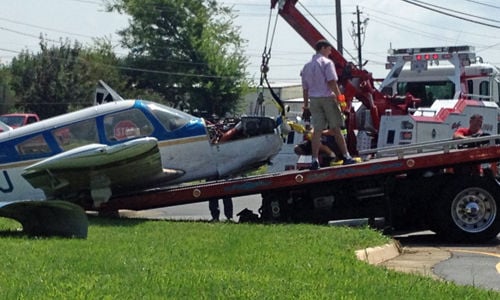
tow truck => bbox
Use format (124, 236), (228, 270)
(100, 136), (500, 243)
(91, 1), (500, 243)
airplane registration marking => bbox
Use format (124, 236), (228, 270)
(452, 249), (500, 274)
(0, 171), (13, 193)
(0, 160), (44, 195)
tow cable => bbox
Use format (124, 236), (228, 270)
(254, 5), (285, 118)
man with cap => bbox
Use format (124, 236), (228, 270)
(300, 39), (355, 170)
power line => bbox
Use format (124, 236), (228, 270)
(366, 6), (499, 41)
(0, 15), (98, 39)
(59, 0), (103, 5)
(367, 12), (496, 49)
(368, 17), (454, 44)
(0, 47), (20, 54)
(400, 0), (500, 29)
(410, 0), (500, 23)
(296, 2), (358, 62)
(464, 0), (500, 10)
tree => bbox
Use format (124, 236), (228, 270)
(0, 66), (15, 114)
(108, 0), (249, 117)
(80, 37), (130, 102)
(10, 38), (88, 118)
(9, 37), (126, 118)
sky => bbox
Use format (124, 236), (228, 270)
(0, 0), (499, 85)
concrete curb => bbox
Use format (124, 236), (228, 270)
(355, 241), (402, 265)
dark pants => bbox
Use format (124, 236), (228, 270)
(209, 197), (233, 220)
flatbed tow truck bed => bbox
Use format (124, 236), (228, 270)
(101, 135), (500, 243)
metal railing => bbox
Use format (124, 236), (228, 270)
(359, 134), (500, 159)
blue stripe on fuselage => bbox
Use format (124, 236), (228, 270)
(0, 100), (208, 165)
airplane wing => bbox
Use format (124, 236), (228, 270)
(22, 137), (184, 208)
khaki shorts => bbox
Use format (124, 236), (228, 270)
(309, 96), (343, 131)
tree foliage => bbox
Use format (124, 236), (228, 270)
(3, 1), (249, 119)
(0, 66), (15, 114)
(9, 37), (125, 119)
(108, 0), (249, 117)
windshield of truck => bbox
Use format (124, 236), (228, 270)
(397, 81), (455, 107)
(0, 116), (24, 127)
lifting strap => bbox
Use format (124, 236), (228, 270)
(254, 5), (285, 117)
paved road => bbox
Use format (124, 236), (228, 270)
(119, 194), (500, 292)
(384, 231), (500, 291)
(118, 194), (262, 221)
(434, 249), (500, 291)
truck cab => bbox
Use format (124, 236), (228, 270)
(373, 46), (500, 148)
(380, 47), (500, 107)
(0, 113), (40, 129)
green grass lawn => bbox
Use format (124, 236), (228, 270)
(0, 216), (497, 299)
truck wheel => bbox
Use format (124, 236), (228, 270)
(260, 191), (289, 222)
(434, 177), (500, 243)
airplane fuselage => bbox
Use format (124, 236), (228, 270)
(0, 100), (282, 204)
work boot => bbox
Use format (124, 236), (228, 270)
(310, 160), (320, 170)
(343, 158), (356, 165)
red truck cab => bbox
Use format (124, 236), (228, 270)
(0, 113), (40, 129)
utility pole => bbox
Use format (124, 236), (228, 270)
(352, 6), (369, 69)
(335, 0), (343, 55)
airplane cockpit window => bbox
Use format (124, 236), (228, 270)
(104, 109), (154, 141)
(16, 135), (51, 155)
(51, 119), (98, 151)
(147, 102), (191, 131)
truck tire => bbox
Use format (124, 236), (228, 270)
(433, 176), (500, 243)
(260, 191), (290, 222)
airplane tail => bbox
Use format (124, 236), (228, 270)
(94, 80), (124, 105)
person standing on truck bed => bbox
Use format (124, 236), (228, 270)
(300, 39), (355, 170)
